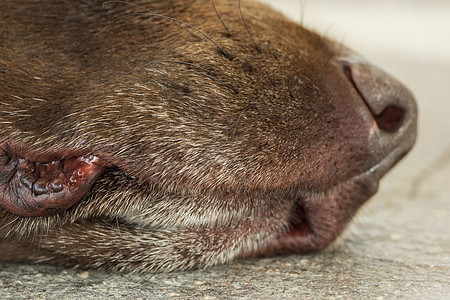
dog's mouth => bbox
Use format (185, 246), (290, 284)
(256, 146), (410, 255)
(269, 172), (378, 254)
(0, 139), (407, 231)
(0, 143), (109, 217)
(0, 139), (412, 260)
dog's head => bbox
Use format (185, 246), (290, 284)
(0, 0), (417, 272)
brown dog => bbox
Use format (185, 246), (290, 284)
(0, 0), (417, 272)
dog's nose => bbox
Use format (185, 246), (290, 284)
(341, 57), (418, 174)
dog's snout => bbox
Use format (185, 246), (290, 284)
(340, 57), (418, 173)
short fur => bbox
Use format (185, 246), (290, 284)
(0, 0), (417, 272)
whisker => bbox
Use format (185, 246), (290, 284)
(117, 75), (167, 89)
(121, 74), (191, 94)
(238, 0), (261, 53)
(298, 0), (307, 26)
(103, 1), (230, 58)
(211, 0), (231, 36)
(147, 60), (237, 93)
(148, 60), (217, 76)
(145, 63), (239, 94)
(109, 11), (205, 43)
(231, 105), (257, 139)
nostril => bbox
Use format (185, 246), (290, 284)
(341, 61), (406, 132)
(342, 61), (353, 84)
(374, 106), (405, 132)
(341, 61), (366, 104)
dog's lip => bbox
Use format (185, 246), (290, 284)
(0, 141), (112, 217)
(257, 145), (410, 255)
(295, 144), (410, 204)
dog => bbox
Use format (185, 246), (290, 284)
(0, 0), (417, 272)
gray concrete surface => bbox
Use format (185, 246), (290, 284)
(1, 1), (449, 299)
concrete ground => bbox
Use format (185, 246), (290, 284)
(1, 0), (449, 299)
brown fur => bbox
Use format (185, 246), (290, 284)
(0, 0), (417, 272)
